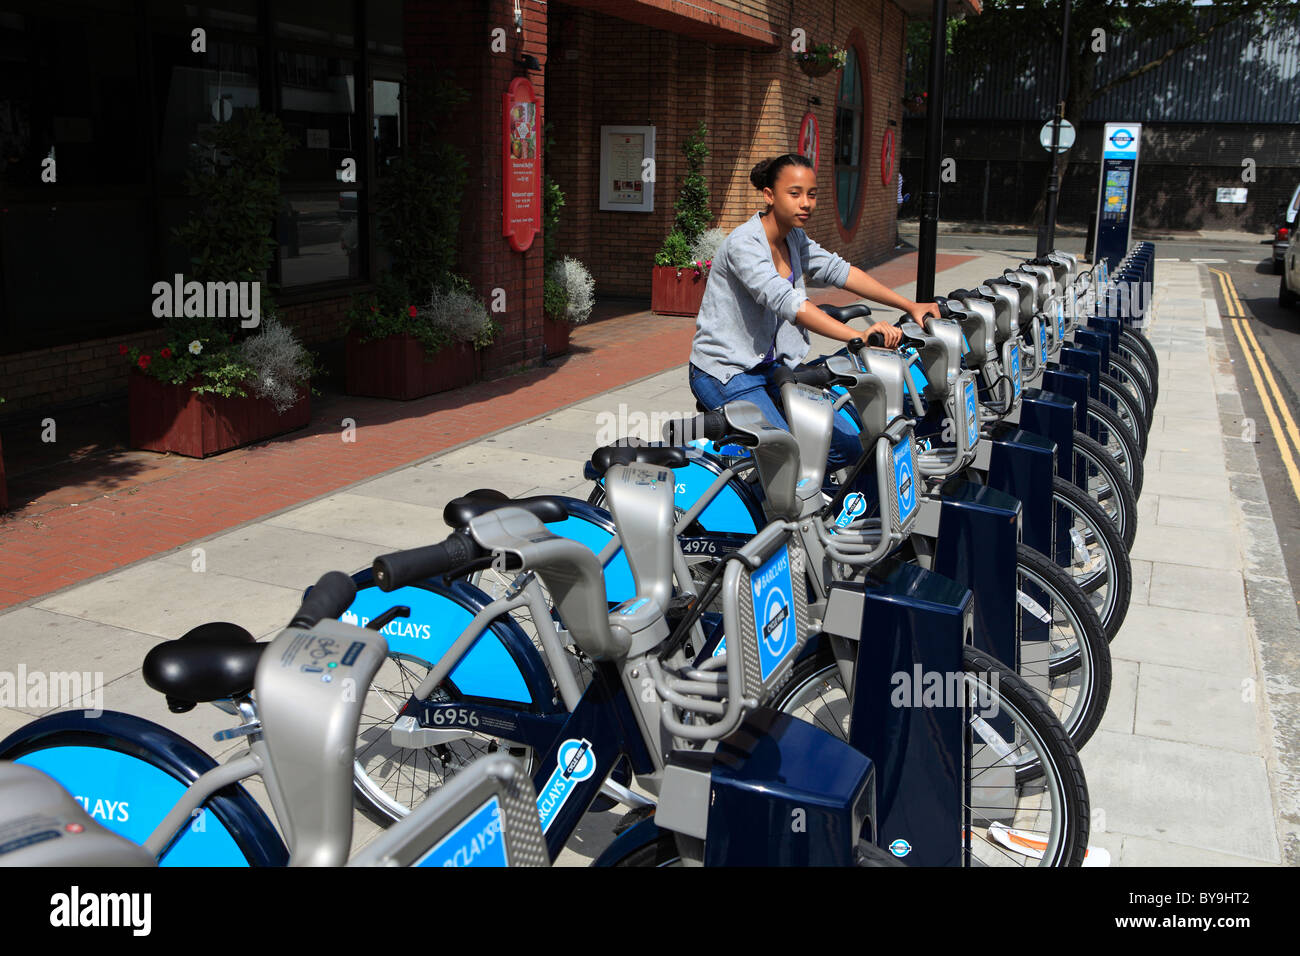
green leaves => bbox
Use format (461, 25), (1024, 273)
(671, 122), (713, 246)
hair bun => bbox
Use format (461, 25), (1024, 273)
(749, 159), (773, 191)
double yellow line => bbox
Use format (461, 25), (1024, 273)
(1212, 268), (1300, 505)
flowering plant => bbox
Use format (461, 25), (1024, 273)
(347, 272), (498, 355)
(123, 310), (314, 413)
(794, 43), (848, 69)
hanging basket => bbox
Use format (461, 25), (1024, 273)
(797, 58), (836, 78)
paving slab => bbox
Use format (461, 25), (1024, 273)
(1129, 525), (1241, 571)
(1111, 603), (1255, 674)
(155, 524), (383, 591)
(33, 562), (303, 641)
(1134, 662), (1264, 754)
(1082, 729), (1279, 863)
(1146, 562), (1247, 618)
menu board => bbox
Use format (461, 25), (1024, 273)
(599, 126), (655, 212)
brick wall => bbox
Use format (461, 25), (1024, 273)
(405, 0), (549, 378)
(546, 0), (906, 299)
(0, 295), (350, 417)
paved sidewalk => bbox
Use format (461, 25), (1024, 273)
(1, 249), (1293, 866)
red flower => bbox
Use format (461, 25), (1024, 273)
(408, 305), (417, 318)
(160, 347), (173, 359)
(138, 354), (152, 370)
(370, 305), (377, 313)
(118, 345), (129, 355)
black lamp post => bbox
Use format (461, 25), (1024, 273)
(915, 0), (949, 302)
(1038, 0), (1073, 257)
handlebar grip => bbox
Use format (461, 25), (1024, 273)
(291, 571), (358, 630)
(373, 533), (481, 592)
(663, 410), (730, 446)
(865, 331), (885, 348)
(769, 365), (795, 388)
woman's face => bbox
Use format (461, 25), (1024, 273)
(765, 164), (817, 230)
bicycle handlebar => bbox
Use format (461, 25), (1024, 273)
(373, 532), (483, 592)
(290, 571), (358, 629)
(663, 410), (755, 447)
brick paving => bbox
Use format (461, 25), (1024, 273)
(0, 251), (972, 610)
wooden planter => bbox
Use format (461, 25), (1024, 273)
(345, 331), (478, 401)
(543, 316), (572, 357)
(129, 372), (311, 459)
(651, 265), (709, 317)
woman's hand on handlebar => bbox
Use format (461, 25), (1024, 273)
(905, 301), (941, 328)
(867, 321), (902, 348)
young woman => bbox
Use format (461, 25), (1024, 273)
(690, 152), (939, 472)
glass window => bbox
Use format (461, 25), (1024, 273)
(277, 191), (360, 287)
(835, 47), (864, 227)
(277, 51), (356, 182)
(0, 10), (146, 187)
(367, 0), (405, 56)
(273, 0), (354, 46)
(150, 1), (259, 33)
(373, 78), (402, 177)
(153, 37), (260, 182)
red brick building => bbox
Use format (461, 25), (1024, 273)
(0, 0), (943, 414)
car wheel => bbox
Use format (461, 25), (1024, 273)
(1281, 273), (1298, 308)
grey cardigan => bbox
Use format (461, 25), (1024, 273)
(690, 212), (852, 383)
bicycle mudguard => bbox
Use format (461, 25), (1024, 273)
(586, 454), (764, 536)
(340, 569), (552, 707)
(0, 710), (286, 866)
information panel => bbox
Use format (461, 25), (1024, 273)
(1092, 123), (1142, 270)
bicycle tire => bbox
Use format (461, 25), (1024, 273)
(1119, 328), (1159, 384)
(1073, 428), (1140, 549)
(1082, 399), (1145, 500)
(1115, 336), (1159, 406)
(1051, 476), (1133, 642)
(1108, 353), (1155, 428)
(606, 830), (905, 867)
(1098, 373), (1149, 455)
(772, 644), (1090, 867)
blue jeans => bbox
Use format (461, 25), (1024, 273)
(688, 363), (865, 474)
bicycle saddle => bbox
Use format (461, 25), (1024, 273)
(142, 621), (265, 713)
(443, 489), (570, 530)
(588, 444), (688, 477)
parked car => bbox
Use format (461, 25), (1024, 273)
(1280, 209), (1299, 308)
(1273, 183), (1300, 275)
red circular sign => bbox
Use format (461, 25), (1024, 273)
(881, 129), (895, 186)
(796, 112), (820, 170)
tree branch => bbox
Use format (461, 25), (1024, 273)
(1090, 14), (1237, 99)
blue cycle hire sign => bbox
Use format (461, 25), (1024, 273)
(963, 380), (979, 450)
(893, 438), (917, 526)
(1010, 344), (1022, 400)
(416, 796), (508, 867)
(750, 546), (796, 682)
(536, 738), (597, 832)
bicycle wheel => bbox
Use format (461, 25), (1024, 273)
(1073, 429), (1140, 550)
(352, 653), (538, 827)
(1108, 353), (1155, 428)
(606, 830), (903, 867)
(1098, 373), (1148, 455)
(1015, 542), (1112, 750)
(0, 710), (287, 866)
(1082, 399), (1145, 499)
(773, 644), (1090, 867)
(1119, 328), (1159, 385)
(1115, 337), (1158, 406)
(1051, 476), (1133, 642)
